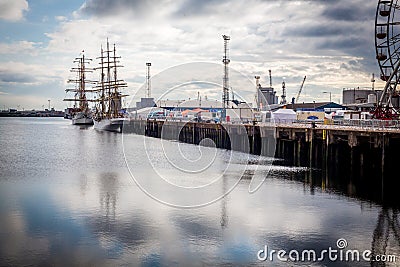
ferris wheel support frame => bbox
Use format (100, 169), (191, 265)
(373, 0), (400, 119)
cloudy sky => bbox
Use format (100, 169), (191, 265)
(0, 0), (384, 110)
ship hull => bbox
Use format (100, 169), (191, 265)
(72, 117), (93, 125)
(93, 118), (125, 132)
(72, 112), (93, 125)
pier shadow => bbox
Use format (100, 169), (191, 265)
(270, 159), (400, 266)
(270, 160), (400, 209)
(371, 208), (400, 267)
(272, 137), (400, 209)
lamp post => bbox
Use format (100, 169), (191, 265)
(322, 91), (332, 102)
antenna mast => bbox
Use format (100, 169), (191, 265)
(268, 69), (272, 87)
(222, 35), (230, 120)
(255, 76), (260, 109)
(280, 81), (287, 104)
(146, 62), (152, 98)
(371, 73), (375, 91)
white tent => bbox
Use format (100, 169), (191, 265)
(271, 108), (296, 123)
(130, 107), (166, 119)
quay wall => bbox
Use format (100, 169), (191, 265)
(123, 119), (400, 178)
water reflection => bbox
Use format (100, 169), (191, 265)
(1, 169), (399, 266)
(220, 175), (228, 229)
(272, 155), (400, 209)
(79, 173), (88, 196)
(0, 184), (110, 266)
(372, 209), (400, 267)
(77, 125), (93, 130)
(0, 118), (399, 266)
(99, 173), (118, 220)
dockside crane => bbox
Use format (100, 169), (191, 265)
(294, 76), (307, 103)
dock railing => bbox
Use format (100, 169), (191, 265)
(129, 117), (400, 131)
(331, 119), (400, 130)
(261, 119), (400, 131)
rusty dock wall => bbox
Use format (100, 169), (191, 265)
(123, 119), (400, 177)
(271, 123), (400, 177)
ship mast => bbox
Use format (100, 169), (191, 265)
(113, 43), (119, 118)
(100, 45), (105, 118)
(107, 39), (111, 118)
(93, 39), (128, 120)
(80, 54), (86, 111)
(63, 51), (94, 112)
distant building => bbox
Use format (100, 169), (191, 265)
(342, 87), (400, 109)
(135, 97), (156, 109)
(288, 102), (345, 112)
(342, 88), (378, 104)
(155, 99), (254, 121)
(156, 99), (241, 111)
(257, 85), (278, 110)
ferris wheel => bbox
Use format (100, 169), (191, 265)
(374, 0), (400, 119)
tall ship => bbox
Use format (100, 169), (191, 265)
(63, 52), (95, 125)
(92, 40), (128, 132)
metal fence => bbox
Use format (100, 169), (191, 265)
(285, 119), (400, 130)
(134, 117), (400, 131)
(330, 119), (400, 130)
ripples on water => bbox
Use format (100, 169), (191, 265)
(0, 117), (399, 266)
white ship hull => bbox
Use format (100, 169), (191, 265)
(72, 113), (93, 125)
(93, 118), (125, 132)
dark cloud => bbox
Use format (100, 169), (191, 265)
(281, 0), (378, 75)
(316, 37), (367, 50)
(78, 0), (381, 78)
(173, 0), (225, 17)
(79, 0), (158, 17)
(78, 0), (343, 18)
(80, 0), (229, 18)
(321, 1), (375, 22)
(0, 72), (36, 84)
(287, 24), (344, 38)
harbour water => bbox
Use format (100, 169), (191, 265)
(0, 117), (399, 266)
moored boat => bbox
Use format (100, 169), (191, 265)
(63, 52), (95, 125)
(93, 117), (127, 132)
(92, 39), (128, 132)
(72, 111), (94, 125)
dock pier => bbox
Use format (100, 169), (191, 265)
(123, 119), (400, 177)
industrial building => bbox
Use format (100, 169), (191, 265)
(342, 87), (379, 104)
(255, 71), (278, 110)
(288, 102), (345, 112)
(257, 85), (278, 109)
(342, 87), (400, 110)
(155, 99), (252, 111)
(135, 97), (156, 109)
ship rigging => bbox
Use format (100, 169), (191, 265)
(63, 52), (95, 125)
(92, 39), (129, 132)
